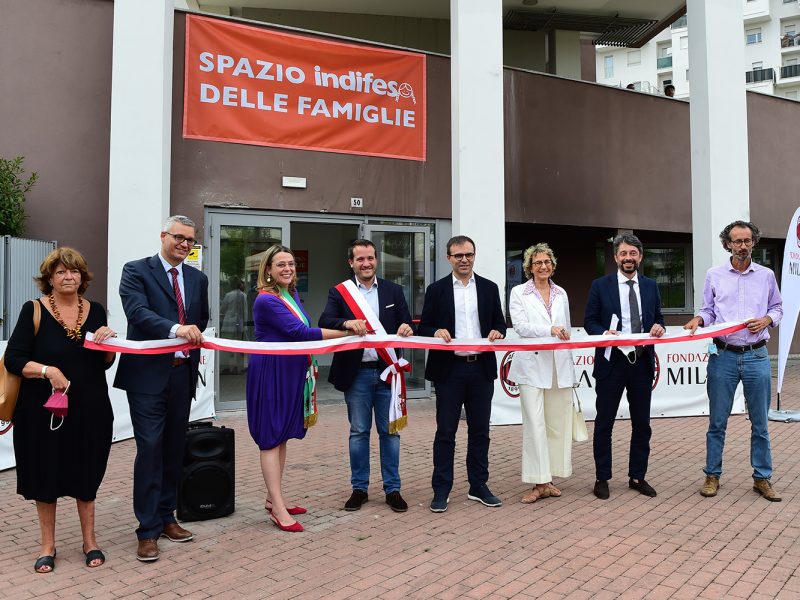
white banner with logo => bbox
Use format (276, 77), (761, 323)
(777, 207), (800, 395)
(491, 327), (745, 425)
(0, 330), (216, 471)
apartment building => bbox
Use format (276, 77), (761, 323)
(595, 0), (800, 100)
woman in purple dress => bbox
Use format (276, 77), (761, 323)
(246, 245), (351, 532)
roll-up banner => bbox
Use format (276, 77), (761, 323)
(777, 206), (800, 396)
(183, 15), (427, 161)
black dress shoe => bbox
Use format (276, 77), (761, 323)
(344, 489), (369, 511)
(629, 478), (657, 497)
(593, 480), (610, 500)
(385, 491), (408, 513)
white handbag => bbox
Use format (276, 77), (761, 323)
(572, 389), (589, 443)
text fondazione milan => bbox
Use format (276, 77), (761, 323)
(183, 15), (426, 160)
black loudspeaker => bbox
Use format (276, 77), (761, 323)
(177, 422), (235, 521)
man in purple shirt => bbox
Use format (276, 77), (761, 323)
(684, 221), (783, 501)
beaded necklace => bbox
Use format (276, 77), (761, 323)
(48, 294), (84, 340)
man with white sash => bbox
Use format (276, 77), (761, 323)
(319, 240), (415, 513)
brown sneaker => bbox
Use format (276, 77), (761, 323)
(753, 479), (782, 502)
(161, 522), (194, 542)
(700, 475), (720, 497)
(136, 538), (159, 562)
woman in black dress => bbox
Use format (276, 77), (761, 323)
(5, 248), (118, 573)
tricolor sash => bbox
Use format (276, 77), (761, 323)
(260, 289), (319, 428)
(335, 279), (411, 433)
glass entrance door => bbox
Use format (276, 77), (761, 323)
(362, 224), (431, 397)
(208, 213), (290, 410)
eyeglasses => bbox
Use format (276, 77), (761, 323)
(730, 239), (754, 247)
(273, 261), (295, 269)
(448, 252), (475, 261)
(532, 259), (553, 268)
(165, 232), (197, 246)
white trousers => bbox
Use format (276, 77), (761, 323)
(519, 382), (574, 483)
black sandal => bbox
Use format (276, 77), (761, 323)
(34, 549), (56, 573)
(84, 547), (105, 568)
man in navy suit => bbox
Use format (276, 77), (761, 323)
(418, 235), (507, 513)
(115, 215), (209, 561)
(584, 233), (665, 500)
(319, 240), (415, 513)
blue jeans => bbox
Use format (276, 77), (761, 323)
(705, 346), (773, 480)
(344, 368), (400, 494)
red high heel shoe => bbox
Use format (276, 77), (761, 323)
(269, 513), (304, 533)
(265, 501), (307, 516)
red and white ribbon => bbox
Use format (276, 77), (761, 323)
(85, 321), (745, 355)
(335, 279), (409, 433)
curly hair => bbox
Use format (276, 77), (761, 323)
(522, 243), (557, 280)
(35, 247), (92, 295)
(719, 220), (761, 253)
(257, 245), (298, 294)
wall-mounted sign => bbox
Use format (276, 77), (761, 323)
(183, 15), (427, 161)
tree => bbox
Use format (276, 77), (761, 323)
(0, 156), (38, 236)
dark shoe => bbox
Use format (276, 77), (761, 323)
(269, 513), (304, 532)
(430, 494), (449, 513)
(385, 491), (408, 513)
(161, 522), (194, 542)
(700, 475), (720, 497)
(344, 489), (369, 511)
(593, 480), (610, 500)
(136, 538), (159, 562)
(629, 478), (657, 497)
(34, 549), (56, 573)
(753, 479), (782, 502)
(467, 485), (502, 507)
(83, 547), (105, 568)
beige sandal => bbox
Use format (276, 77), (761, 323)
(546, 483), (562, 497)
(520, 485), (551, 504)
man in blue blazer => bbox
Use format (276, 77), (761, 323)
(418, 235), (507, 513)
(584, 233), (665, 500)
(114, 215), (209, 562)
(319, 240), (415, 513)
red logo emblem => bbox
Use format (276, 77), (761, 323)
(652, 351), (661, 390)
(499, 352), (520, 398)
(796, 216), (800, 249)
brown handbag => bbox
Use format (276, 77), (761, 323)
(0, 301), (42, 422)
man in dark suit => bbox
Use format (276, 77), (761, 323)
(115, 215), (209, 562)
(584, 233), (665, 500)
(418, 235), (506, 513)
(319, 240), (415, 513)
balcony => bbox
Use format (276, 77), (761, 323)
(781, 33), (800, 48)
(782, 64), (800, 78)
(657, 56), (673, 70)
(746, 67), (775, 84)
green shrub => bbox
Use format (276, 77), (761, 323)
(0, 156), (38, 237)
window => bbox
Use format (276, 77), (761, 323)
(604, 55), (614, 79)
(627, 50), (641, 66)
(680, 36), (688, 50)
(753, 61), (763, 70)
(786, 25), (797, 36)
(746, 28), (762, 45)
(786, 58), (798, 66)
(787, 91), (799, 100)
(686, 69), (690, 81)
(641, 246), (691, 312)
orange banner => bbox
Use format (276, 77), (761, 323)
(183, 15), (426, 161)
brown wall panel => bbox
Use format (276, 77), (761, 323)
(170, 14), (452, 224)
(0, 0), (113, 304)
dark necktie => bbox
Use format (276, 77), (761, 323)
(169, 268), (186, 325)
(626, 279), (642, 359)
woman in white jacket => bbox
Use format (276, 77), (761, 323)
(508, 243), (576, 503)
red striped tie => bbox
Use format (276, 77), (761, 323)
(169, 268), (186, 325)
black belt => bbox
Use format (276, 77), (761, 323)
(360, 361), (383, 369)
(172, 357), (189, 367)
(454, 354), (480, 363)
(713, 338), (766, 354)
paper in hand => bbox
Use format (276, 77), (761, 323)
(604, 314), (619, 361)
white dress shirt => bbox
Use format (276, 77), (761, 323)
(617, 271), (642, 334)
(453, 274), (481, 356)
(357, 277), (379, 362)
(158, 253), (188, 357)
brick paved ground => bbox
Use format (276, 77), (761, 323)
(3, 361), (800, 599)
